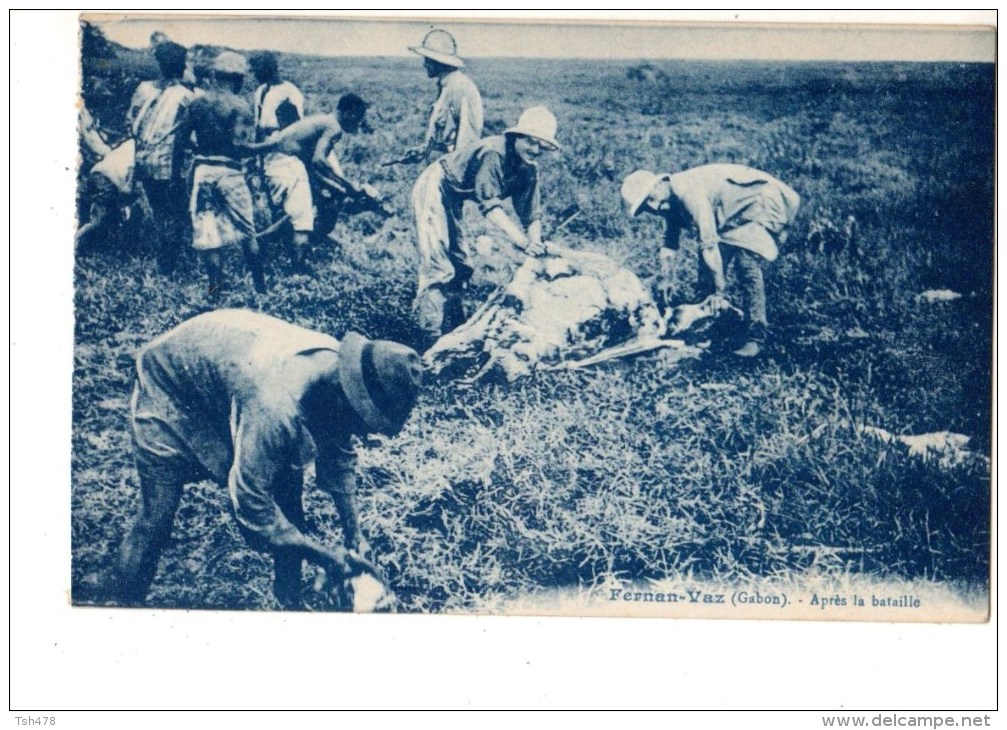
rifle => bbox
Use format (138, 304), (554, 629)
(314, 170), (392, 218)
(380, 148), (427, 168)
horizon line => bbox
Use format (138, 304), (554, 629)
(89, 15), (995, 64)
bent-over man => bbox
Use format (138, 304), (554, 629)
(621, 163), (800, 357)
(114, 309), (424, 609)
(247, 94), (384, 257)
(412, 106), (559, 343)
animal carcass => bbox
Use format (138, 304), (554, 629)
(424, 245), (701, 382)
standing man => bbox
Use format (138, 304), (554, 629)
(250, 51), (305, 140)
(412, 106), (559, 344)
(130, 40), (194, 274)
(114, 309), (424, 609)
(187, 51), (267, 298)
(621, 163), (801, 357)
(407, 29), (484, 160)
(248, 51), (315, 272)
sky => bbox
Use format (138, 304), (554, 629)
(87, 10), (997, 62)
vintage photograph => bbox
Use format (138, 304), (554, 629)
(70, 13), (994, 620)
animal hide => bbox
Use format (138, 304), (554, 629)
(424, 244), (700, 381)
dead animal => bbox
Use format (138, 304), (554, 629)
(667, 295), (743, 335)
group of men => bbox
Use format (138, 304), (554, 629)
(105, 29), (801, 610)
(81, 37), (380, 297)
(401, 31), (801, 358)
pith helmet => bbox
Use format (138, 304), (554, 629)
(338, 332), (424, 437)
(505, 106), (560, 150)
(212, 50), (249, 76)
(621, 170), (665, 216)
(409, 29), (465, 68)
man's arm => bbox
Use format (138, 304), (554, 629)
(679, 191), (727, 292)
(422, 90), (446, 151)
(314, 437), (369, 556)
(700, 245), (727, 294)
(331, 489), (369, 558)
(453, 79), (484, 151)
(241, 115), (316, 152)
(485, 207), (531, 251)
(79, 108), (112, 159)
(228, 412), (374, 578)
(512, 172), (544, 255)
(312, 127), (343, 174)
(476, 152), (542, 255)
(289, 83), (305, 120)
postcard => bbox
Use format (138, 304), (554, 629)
(67, 12), (993, 624)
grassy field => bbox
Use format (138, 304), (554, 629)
(72, 31), (993, 612)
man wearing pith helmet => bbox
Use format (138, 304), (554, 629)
(407, 29), (484, 159)
(412, 105), (559, 344)
(114, 309), (424, 610)
(621, 164), (800, 357)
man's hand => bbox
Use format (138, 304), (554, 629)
(352, 536), (374, 563)
(700, 243), (727, 296)
(344, 549), (382, 579)
(322, 544), (382, 581)
(524, 238), (547, 257)
(321, 545), (351, 577)
(706, 293), (729, 313)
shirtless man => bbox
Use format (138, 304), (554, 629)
(187, 51), (266, 298)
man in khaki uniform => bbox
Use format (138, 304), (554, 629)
(622, 164), (800, 356)
(407, 29), (484, 159)
(115, 309), (423, 609)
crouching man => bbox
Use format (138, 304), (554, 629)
(621, 164), (800, 357)
(114, 309), (424, 609)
